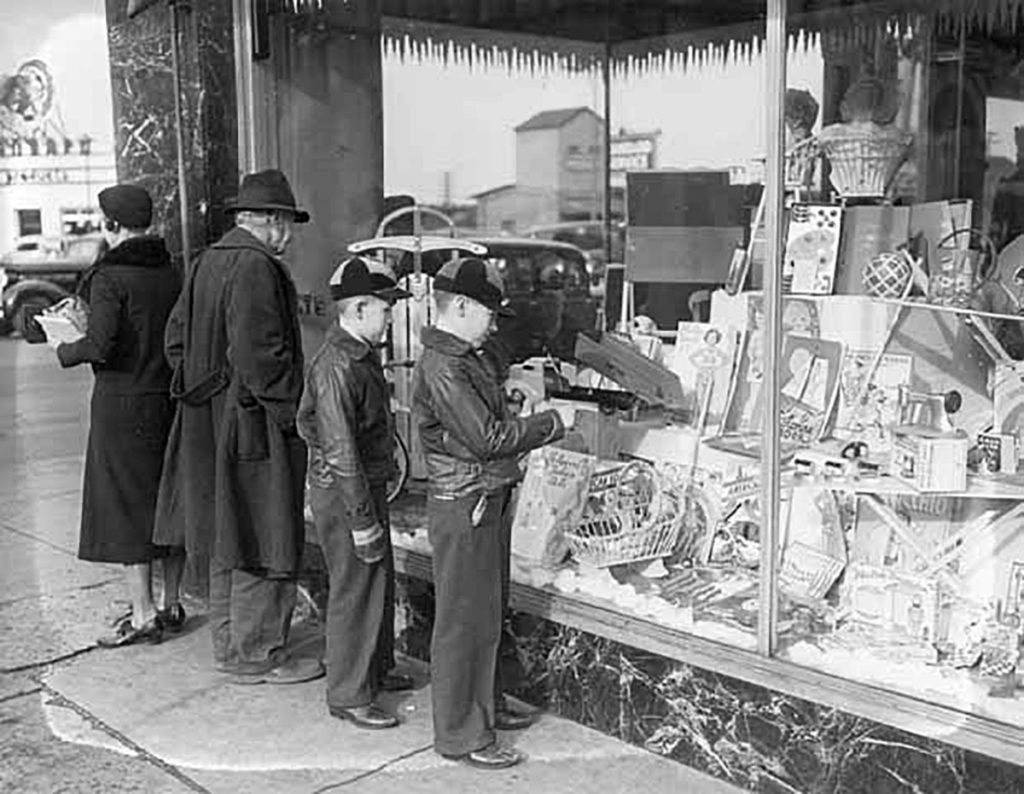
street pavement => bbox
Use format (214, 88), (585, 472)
(0, 337), (747, 794)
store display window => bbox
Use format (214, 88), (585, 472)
(761, 0), (1024, 728)
(369, 0), (1024, 759)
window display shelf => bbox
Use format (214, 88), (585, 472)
(785, 472), (1024, 500)
(392, 542), (1024, 766)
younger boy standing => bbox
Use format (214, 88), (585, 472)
(297, 256), (412, 730)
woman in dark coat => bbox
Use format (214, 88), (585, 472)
(53, 184), (183, 646)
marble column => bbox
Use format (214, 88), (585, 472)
(104, 0), (238, 267)
(239, 0), (385, 354)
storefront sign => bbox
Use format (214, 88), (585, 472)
(610, 135), (658, 173)
(0, 167), (74, 185)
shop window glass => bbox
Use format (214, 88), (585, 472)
(760, 0), (1024, 729)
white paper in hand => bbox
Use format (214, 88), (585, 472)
(37, 314), (85, 345)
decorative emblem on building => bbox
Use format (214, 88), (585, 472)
(0, 60), (58, 139)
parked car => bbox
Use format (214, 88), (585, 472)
(359, 235), (600, 363)
(0, 234), (104, 338)
(469, 237), (598, 363)
(525, 220), (626, 286)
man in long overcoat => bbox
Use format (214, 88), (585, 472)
(155, 169), (323, 684)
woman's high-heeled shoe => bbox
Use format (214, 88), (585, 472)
(97, 617), (163, 648)
(157, 603), (186, 633)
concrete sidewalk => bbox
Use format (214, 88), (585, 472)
(1, 338), (749, 793)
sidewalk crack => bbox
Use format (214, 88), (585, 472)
(309, 744), (434, 792)
(39, 682), (212, 794)
(1, 645), (98, 675)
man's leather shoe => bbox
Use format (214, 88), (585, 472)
(229, 658), (325, 685)
(379, 672), (415, 692)
(495, 708), (536, 731)
(445, 744), (525, 770)
(330, 703), (399, 730)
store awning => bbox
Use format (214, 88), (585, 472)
(130, 0), (1024, 73)
(377, 0), (1024, 73)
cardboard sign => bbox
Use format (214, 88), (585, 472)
(783, 204), (842, 295)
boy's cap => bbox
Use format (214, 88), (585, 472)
(329, 256), (411, 302)
(434, 257), (514, 316)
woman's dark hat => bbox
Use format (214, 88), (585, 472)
(329, 256), (411, 302)
(99, 184), (153, 230)
(434, 257), (514, 316)
(226, 169), (310, 223)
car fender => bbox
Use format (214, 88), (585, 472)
(2, 278), (70, 317)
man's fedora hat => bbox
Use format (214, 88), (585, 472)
(226, 169), (310, 223)
(329, 256), (411, 303)
(434, 257), (514, 317)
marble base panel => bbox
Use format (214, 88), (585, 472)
(395, 575), (1024, 793)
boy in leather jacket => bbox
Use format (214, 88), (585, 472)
(412, 257), (575, 769)
(296, 256), (413, 730)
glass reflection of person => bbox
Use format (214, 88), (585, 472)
(991, 126), (1024, 252)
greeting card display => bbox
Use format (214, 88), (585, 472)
(778, 334), (845, 446)
(671, 322), (739, 436)
(833, 349), (912, 448)
(721, 295), (822, 436)
(783, 204), (842, 295)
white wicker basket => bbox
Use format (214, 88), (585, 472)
(819, 126), (912, 199)
(566, 461), (681, 568)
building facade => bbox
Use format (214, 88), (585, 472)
(0, 142), (115, 254)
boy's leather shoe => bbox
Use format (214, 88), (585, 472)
(229, 658), (325, 685)
(330, 703), (399, 729)
(445, 744), (525, 770)
(379, 672), (415, 692)
(495, 708), (535, 731)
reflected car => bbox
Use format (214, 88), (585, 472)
(389, 236), (600, 363)
(0, 234), (105, 338)
(525, 220), (627, 285)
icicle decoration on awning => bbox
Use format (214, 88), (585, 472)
(380, 17), (604, 76)
(277, 0), (1024, 76)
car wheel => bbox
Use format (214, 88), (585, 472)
(14, 296), (53, 342)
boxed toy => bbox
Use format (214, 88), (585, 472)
(891, 428), (968, 492)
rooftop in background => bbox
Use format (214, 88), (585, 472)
(515, 107), (602, 132)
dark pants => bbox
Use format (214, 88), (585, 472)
(311, 484), (396, 709)
(494, 487), (522, 704)
(428, 487), (511, 757)
(209, 560), (297, 674)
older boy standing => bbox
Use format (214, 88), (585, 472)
(412, 257), (574, 769)
(297, 256), (412, 729)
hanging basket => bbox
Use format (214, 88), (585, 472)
(818, 126), (913, 199)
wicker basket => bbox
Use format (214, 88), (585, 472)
(818, 126), (912, 199)
(565, 461), (681, 568)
